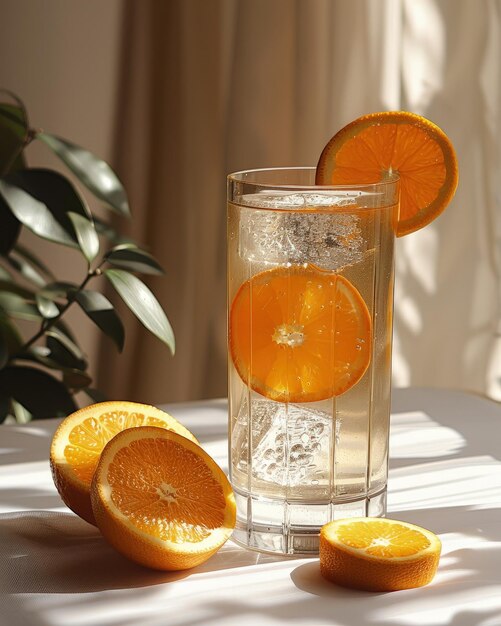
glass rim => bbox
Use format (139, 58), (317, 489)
(227, 166), (400, 192)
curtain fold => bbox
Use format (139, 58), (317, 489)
(394, 0), (501, 397)
(98, 0), (501, 403)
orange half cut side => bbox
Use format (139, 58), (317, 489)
(91, 426), (236, 570)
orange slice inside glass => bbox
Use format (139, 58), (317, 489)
(229, 264), (371, 403)
(315, 111), (458, 237)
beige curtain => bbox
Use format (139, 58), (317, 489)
(393, 0), (501, 397)
(99, 0), (501, 403)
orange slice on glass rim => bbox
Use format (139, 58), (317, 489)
(229, 264), (371, 403)
(316, 111), (458, 237)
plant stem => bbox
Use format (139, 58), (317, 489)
(12, 266), (100, 358)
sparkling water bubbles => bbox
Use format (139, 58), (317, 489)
(238, 192), (366, 270)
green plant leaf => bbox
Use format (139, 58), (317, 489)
(0, 124), (24, 173)
(104, 269), (175, 354)
(6, 252), (46, 287)
(0, 94), (28, 175)
(0, 100), (28, 175)
(94, 218), (138, 246)
(0, 396), (9, 423)
(46, 328), (87, 370)
(37, 133), (130, 216)
(36, 293), (59, 319)
(22, 346), (65, 370)
(2, 168), (93, 251)
(0, 199), (21, 254)
(0, 328), (8, 369)
(0, 95), (28, 141)
(0, 127), (25, 175)
(0, 314), (23, 361)
(110, 243), (139, 251)
(93, 218), (120, 241)
(14, 243), (56, 280)
(75, 289), (124, 352)
(21, 348), (91, 390)
(63, 369), (92, 390)
(67, 212), (99, 264)
(0, 282), (38, 323)
(0, 315), (24, 370)
(0, 366), (77, 419)
(39, 281), (78, 302)
(0, 279), (34, 298)
(53, 318), (77, 343)
(0, 292), (41, 321)
(106, 247), (164, 275)
(0, 265), (13, 280)
(15, 167), (92, 215)
(11, 399), (32, 423)
(2, 144), (27, 175)
(0, 178), (76, 247)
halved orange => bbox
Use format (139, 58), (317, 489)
(229, 264), (371, 403)
(316, 111), (458, 237)
(91, 426), (236, 571)
(50, 401), (198, 525)
(320, 517), (442, 591)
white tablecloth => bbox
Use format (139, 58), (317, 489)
(1, 388), (500, 626)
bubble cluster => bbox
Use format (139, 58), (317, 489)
(238, 194), (365, 270)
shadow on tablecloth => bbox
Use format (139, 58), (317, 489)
(0, 510), (284, 594)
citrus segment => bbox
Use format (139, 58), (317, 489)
(90, 426), (236, 571)
(316, 111), (458, 236)
(50, 401), (198, 525)
(229, 265), (371, 403)
(320, 517), (441, 591)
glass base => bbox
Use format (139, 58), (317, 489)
(231, 487), (387, 556)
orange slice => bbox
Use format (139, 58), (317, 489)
(229, 264), (371, 403)
(50, 401), (198, 525)
(320, 517), (442, 591)
(90, 426), (236, 571)
(316, 111), (458, 237)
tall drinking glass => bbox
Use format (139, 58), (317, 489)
(227, 168), (399, 555)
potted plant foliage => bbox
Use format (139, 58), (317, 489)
(0, 91), (174, 422)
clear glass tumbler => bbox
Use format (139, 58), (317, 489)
(227, 167), (399, 555)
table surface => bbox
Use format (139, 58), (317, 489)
(1, 387), (500, 626)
